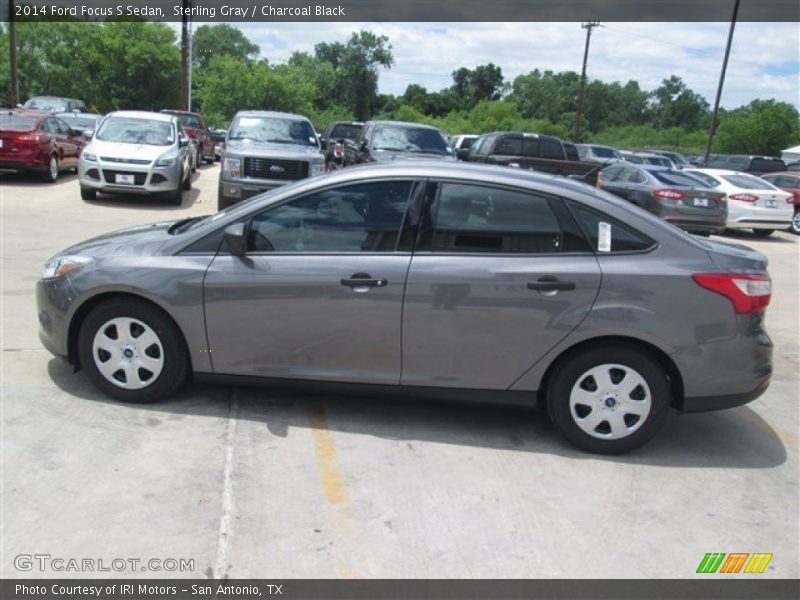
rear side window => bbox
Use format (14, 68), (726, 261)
(523, 138), (540, 157)
(540, 138), (565, 159)
(569, 203), (656, 253)
(749, 158), (784, 173)
(429, 183), (585, 254)
(495, 136), (523, 155)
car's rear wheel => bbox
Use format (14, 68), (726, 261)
(77, 299), (189, 403)
(80, 186), (97, 201)
(43, 154), (59, 183)
(792, 212), (800, 235)
(752, 229), (774, 237)
(546, 345), (670, 454)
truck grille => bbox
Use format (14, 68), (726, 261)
(243, 157), (308, 180)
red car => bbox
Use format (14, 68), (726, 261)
(0, 110), (84, 182)
(160, 109), (215, 168)
(761, 172), (800, 234)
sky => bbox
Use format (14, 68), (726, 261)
(217, 21), (800, 109)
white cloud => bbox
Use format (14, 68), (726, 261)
(203, 22), (800, 108)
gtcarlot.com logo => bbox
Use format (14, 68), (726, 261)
(696, 552), (773, 574)
(14, 554), (194, 573)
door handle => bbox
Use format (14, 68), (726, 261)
(340, 273), (388, 288)
(527, 276), (576, 292)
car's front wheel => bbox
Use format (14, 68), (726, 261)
(80, 186), (97, 201)
(43, 154), (59, 183)
(546, 345), (670, 454)
(790, 212), (800, 235)
(77, 299), (189, 403)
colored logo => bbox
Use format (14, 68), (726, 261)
(697, 552), (773, 574)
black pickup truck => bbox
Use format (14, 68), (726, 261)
(465, 131), (603, 184)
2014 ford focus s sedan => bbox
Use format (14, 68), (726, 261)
(36, 162), (773, 453)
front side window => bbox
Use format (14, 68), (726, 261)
(429, 183), (570, 254)
(96, 118), (175, 146)
(247, 181), (413, 253)
(540, 138), (564, 159)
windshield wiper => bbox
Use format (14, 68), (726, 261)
(228, 135), (258, 141)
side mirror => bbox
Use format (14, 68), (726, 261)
(224, 223), (247, 256)
(82, 130), (94, 140)
(360, 140), (368, 151)
(179, 136), (190, 148)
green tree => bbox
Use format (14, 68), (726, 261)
(192, 24), (259, 71)
(715, 99), (800, 156)
(648, 75), (710, 130)
(452, 63), (506, 108)
(509, 69), (580, 122)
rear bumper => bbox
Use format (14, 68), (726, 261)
(727, 205), (793, 229)
(664, 215), (727, 234)
(679, 381), (770, 413)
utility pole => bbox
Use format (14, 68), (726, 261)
(187, 18), (193, 111)
(180, 0), (191, 110)
(9, 0), (19, 106)
(574, 20), (600, 143)
(703, 0), (740, 166)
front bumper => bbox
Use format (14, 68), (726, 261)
(78, 158), (182, 195)
(36, 276), (75, 361)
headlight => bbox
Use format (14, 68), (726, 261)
(155, 154), (177, 167)
(42, 256), (93, 279)
(310, 163), (325, 177)
(82, 152), (97, 162)
(224, 157), (241, 178)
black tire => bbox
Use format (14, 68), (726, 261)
(182, 167), (192, 191)
(752, 229), (774, 237)
(43, 154), (59, 183)
(791, 211), (800, 235)
(80, 186), (97, 201)
(546, 345), (670, 454)
(77, 299), (189, 403)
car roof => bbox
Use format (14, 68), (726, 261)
(2, 109), (46, 122)
(762, 171), (800, 177)
(106, 110), (176, 123)
(27, 95), (82, 101)
(367, 120), (442, 130)
(233, 110), (310, 121)
(686, 168), (756, 176)
(55, 112), (99, 118)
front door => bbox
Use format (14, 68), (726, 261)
(401, 181), (602, 390)
(203, 179), (420, 384)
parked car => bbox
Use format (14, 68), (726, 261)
(685, 168), (794, 237)
(209, 128), (227, 161)
(620, 151), (674, 168)
(77, 110), (192, 205)
(160, 109), (215, 168)
(562, 141), (580, 162)
(706, 155), (786, 175)
(466, 132), (600, 183)
(36, 161), (774, 454)
(450, 134), (479, 160)
(54, 112), (100, 136)
(219, 111), (325, 211)
(0, 110), (85, 182)
(343, 121), (455, 166)
(598, 163), (726, 234)
(646, 150), (690, 168)
(576, 143), (623, 164)
(320, 121), (363, 170)
(759, 172), (800, 234)
(22, 96), (87, 113)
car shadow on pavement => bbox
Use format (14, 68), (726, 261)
(716, 230), (797, 244)
(0, 170), (79, 187)
(47, 359), (788, 470)
(83, 187), (202, 210)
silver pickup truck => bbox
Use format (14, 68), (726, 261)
(218, 110), (325, 210)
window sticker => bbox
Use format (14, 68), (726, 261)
(598, 221), (612, 252)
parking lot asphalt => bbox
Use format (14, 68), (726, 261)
(1, 164), (798, 579)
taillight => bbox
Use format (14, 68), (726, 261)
(652, 189), (685, 200)
(728, 193), (758, 203)
(333, 142), (343, 159)
(692, 273), (771, 314)
(16, 133), (42, 143)
(718, 193), (727, 203)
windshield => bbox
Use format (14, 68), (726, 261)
(57, 114), (98, 130)
(0, 114), (39, 131)
(373, 126), (449, 155)
(96, 117), (175, 146)
(590, 146), (620, 159)
(23, 97), (69, 112)
(651, 170), (709, 187)
(329, 123), (363, 140)
(722, 174), (777, 190)
(229, 116), (318, 146)
(175, 114), (203, 130)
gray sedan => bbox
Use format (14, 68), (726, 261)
(37, 162), (773, 453)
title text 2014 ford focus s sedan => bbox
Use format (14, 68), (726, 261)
(36, 162), (773, 453)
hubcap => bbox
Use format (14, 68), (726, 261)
(793, 212), (800, 234)
(569, 363), (652, 440)
(92, 317), (164, 389)
(50, 157), (58, 179)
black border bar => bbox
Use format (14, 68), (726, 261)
(2, 0), (800, 22)
(2, 579), (800, 600)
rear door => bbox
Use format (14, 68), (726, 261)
(204, 178), (422, 384)
(401, 180), (601, 390)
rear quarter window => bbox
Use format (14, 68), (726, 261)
(569, 203), (656, 253)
